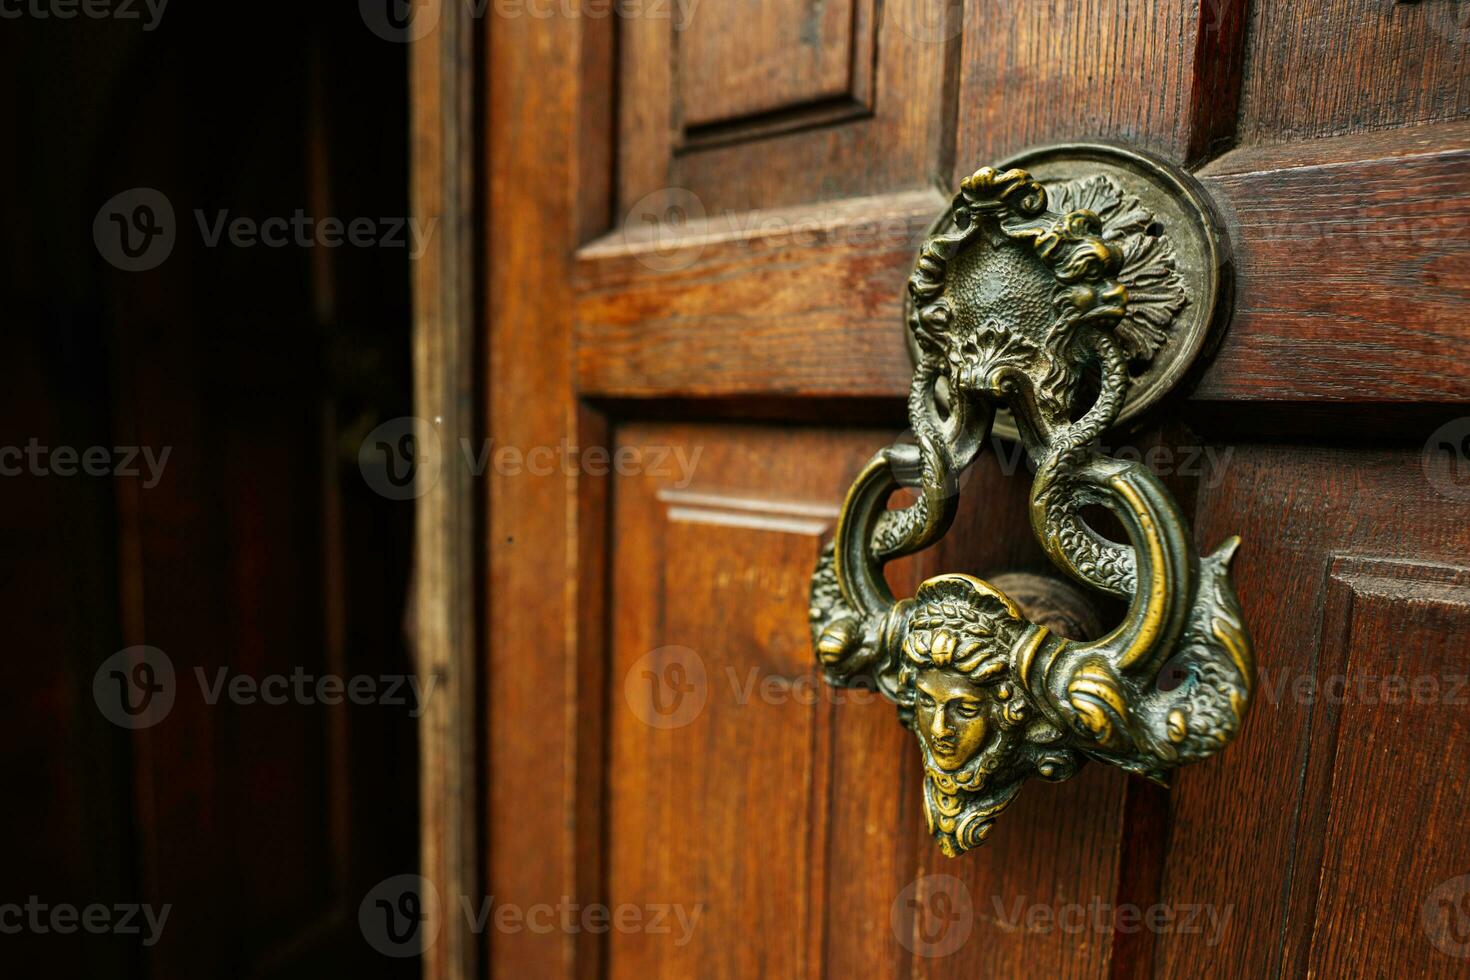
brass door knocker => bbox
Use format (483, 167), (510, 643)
(809, 144), (1255, 857)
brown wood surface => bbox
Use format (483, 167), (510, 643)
(1155, 448), (1470, 978)
(1237, 0), (1470, 144)
(617, 0), (948, 215)
(604, 423), (915, 980)
(485, 3), (599, 976)
(675, 0), (869, 129)
(475, 0), (1470, 977)
(412, 6), (482, 979)
(954, 0), (1249, 170)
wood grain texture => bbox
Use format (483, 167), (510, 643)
(953, 0), (1249, 171)
(618, 0), (947, 216)
(1195, 124), (1470, 403)
(1155, 445), (1470, 977)
(1237, 0), (1470, 145)
(575, 190), (936, 398)
(1303, 559), (1470, 977)
(475, 3), (1470, 978)
(486, 5), (604, 975)
(604, 423), (921, 980)
(676, 0), (869, 128)
(575, 129), (1470, 411)
(412, 6), (480, 979)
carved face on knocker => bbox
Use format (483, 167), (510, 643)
(914, 668), (990, 771)
(893, 575), (1080, 856)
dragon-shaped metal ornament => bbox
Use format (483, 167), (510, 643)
(809, 145), (1255, 857)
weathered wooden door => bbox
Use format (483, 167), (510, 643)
(465, 0), (1470, 976)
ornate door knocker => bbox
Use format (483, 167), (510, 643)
(808, 144), (1255, 857)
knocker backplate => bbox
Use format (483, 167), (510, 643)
(905, 143), (1232, 441)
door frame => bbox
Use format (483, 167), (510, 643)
(412, 4), (483, 979)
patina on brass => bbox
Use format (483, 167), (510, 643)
(809, 144), (1254, 857)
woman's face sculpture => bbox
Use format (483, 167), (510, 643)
(914, 668), (990, 770)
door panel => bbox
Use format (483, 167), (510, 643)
(618, 0), (945, 212)
(1157, 447), (1470, 976)
(479, 0), (1470, 975)
(605, 423), (915, 979)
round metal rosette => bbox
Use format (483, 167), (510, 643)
(906, 143), (1232, 442)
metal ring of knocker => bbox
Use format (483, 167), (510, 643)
(808, 143), (1255, 857)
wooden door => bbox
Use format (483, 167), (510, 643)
(450, 0), (1470, 976)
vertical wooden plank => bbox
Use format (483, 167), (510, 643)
(486, 1), (610, 975)
(1302, 561), (1470, 976)
(1237, 0), (1470, 145)
(413, 2), (481, 979)
(954, 0), (1248, 170)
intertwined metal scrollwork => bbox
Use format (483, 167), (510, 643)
(809, 157), (1254, 857)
